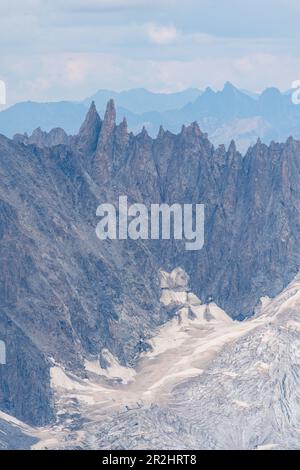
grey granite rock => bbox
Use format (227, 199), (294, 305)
(1, 101), (300, 429)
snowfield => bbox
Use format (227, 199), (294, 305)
(1, 267), (299, 450)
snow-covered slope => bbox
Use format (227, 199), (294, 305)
(1, 268), (299, 449)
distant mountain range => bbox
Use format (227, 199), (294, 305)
(85, 87), (202, 113)
(1, 83), (300, 152)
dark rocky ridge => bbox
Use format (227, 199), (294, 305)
(1, 100), (300, 425)
(5, 84), (300, 152)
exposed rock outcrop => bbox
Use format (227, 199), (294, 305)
(2, 101), (300, 427)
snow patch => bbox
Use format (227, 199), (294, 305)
(233, 400), (251, 408)
(50, 366), (88, 391)
(160, 289), (188, 307)
(0, 410), (31, 429)
(85, 350), (136, 385)
(286, 320), (300, 332)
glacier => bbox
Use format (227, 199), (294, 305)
(0, 267), (299, 450)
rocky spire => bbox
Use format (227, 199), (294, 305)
(121, 116), (128, 131)
(180, 124), (187, 136)
(98, 99), (116, 147)
(157, 125), (165, 139)
(140, 126), (148, 137)
(78, 101), (101, 153)
(93, 100), (117, 183)
(228, 139), (236, 154)
(115, 117), (129, 147)
(180, 121), (203, 139)
(190, 121), (202, 136)
(227, 139), (242, 169)
(213, 143), (227, 168)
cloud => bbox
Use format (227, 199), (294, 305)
(60, 0), (149, 12)
(3, 49), (300, 107)
(146, 24), (179, 45)
(1, 0), (300, 104)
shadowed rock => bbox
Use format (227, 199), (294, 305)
(77, 101), (101, 153)
(2, 101), (300, 429)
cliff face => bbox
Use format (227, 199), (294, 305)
(1, 101), (300, 425)
(87, 101), (300, 317)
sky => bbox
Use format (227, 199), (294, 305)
(1, 0), (300, 105)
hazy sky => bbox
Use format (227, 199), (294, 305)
(1, 0), (300, 105)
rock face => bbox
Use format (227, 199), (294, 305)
(73, 272), (300, 450)
(77, 101), (101, 154)
(1, 100), (300, 427)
